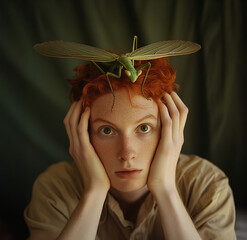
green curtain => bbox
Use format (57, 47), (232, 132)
(0, 0), (246, 238)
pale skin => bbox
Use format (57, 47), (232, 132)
(58, 89), (202, 240)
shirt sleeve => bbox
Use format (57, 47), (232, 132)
(24, 162), (82, 240)
(177, 155), (236, 240)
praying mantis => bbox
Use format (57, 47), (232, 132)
(34, 36), (201, 107)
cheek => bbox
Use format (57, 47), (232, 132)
(141, 138), (159, 160)
(91, 135), (115, 164)
(142, 131), (160, 160)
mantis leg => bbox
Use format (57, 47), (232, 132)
(92, 61), (105, 74)
(132, 35), (138, 52)
(136, 62), (151, 99)
(105, 65), (124, 110)
(92, 61), (122, 110)
(108, 61), (118, 73)
(131, 36), (138, 65)
(92, 60), (118, 74)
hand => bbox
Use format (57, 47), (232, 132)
(147, 92), (188, 193)
(63, 99), (110, 193)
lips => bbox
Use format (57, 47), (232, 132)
(115, 169), (142, 179)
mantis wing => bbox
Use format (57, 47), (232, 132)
(33, 41), (119, 62)
(128, 40), (201, 60)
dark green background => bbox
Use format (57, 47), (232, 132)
(0, 0), (246, 239)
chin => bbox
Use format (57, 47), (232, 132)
(111, 180), (146, 193)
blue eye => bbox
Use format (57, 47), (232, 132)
(138, 124), (151, 133)
(101, 127), (113, 135)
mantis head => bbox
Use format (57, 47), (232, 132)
(124, 70), (142, 83)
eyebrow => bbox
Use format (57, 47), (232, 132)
(92, 114), (157, 125)
(135, 114), (157, 124)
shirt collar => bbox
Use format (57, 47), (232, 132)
(99, 191), (157, 228)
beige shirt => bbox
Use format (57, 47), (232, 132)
(24, 154), (236, 239)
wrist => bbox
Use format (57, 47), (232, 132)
(148, 170), (177, 194)
(149, 181), (177, 200)
(84, 185), (109, 197)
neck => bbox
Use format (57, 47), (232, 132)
(109, 185), (150, 223)
(109, 185), (149, 203)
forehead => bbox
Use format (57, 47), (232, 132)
(90, 89), (158, 122)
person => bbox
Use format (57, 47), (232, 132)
(24, 58), (236, 240)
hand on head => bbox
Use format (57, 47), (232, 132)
(63, 99), (110, 194)
(148, 92), (188, 193)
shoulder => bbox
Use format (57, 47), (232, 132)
(25, 161), (83, 230)
(29, 161), (83, 216)
(25, 162), (83, 238)
(177, 154), (227, 183)
(176, 154), (236, 239)
(38, 161), (78, 178)
(176, 154), (231, 205)
(33, 161), (83, 198)
(36, 161), (80, 182)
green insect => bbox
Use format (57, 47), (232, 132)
(34, 36), (200, 108)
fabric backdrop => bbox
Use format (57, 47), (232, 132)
(0, 0), (246, 239)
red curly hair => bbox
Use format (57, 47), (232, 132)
(68, 58), (178, 110)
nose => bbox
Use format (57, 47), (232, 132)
(118, 135), (137, 162)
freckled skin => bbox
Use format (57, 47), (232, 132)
(90, 89), (161, 193)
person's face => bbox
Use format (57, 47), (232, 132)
(90, 89), (161, 193)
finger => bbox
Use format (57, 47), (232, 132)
(158, 99), (172, 140)
(63, 101), (78, 144)
(170, 92), (188, 132)
(163, 93), (180, 138)
(68, 99), (84, 150)
(77, 107), (91, 146)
